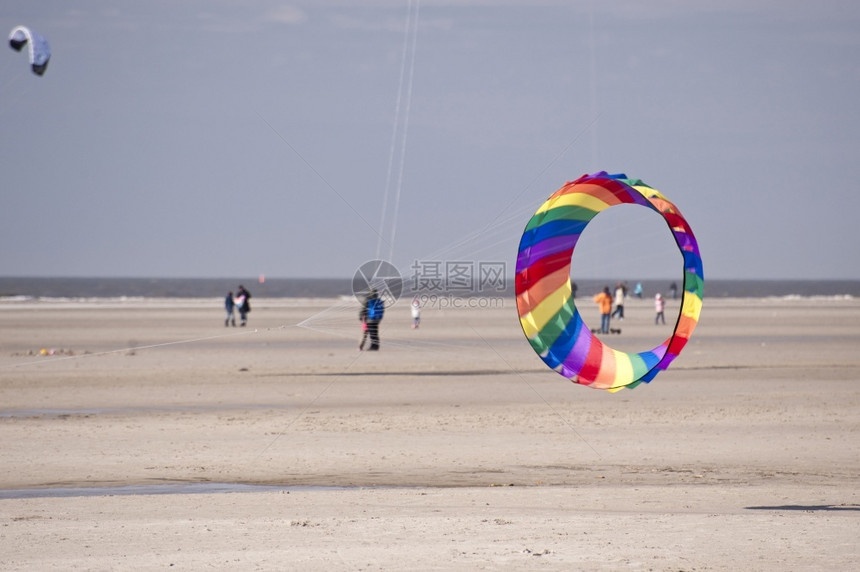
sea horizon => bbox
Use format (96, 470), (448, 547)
(0, 276), (858, 300)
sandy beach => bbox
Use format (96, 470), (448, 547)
(1, 295), (858, 570)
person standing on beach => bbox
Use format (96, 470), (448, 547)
(359, 289), (385, 350)
(411, 296), (421, 329)
(224, 291), (236, 327)
(611, 282), (625, 321)
(235, 285), (251, 326)
(669, 282), (678, 299)
(655, 292), (666, 324)
(593, 286), (612, 334)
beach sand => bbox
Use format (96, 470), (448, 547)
(1, 296), (858, 570)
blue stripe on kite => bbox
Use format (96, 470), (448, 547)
(639, 368), (660, 382)
(518, 219), (588, 254)
(681, 252), (703, 279)
(543, 305), (585, 370)
(635, 350), (662, 372)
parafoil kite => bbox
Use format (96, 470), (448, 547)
(8, 26), (51, 76)
(515, 172), (703, 392)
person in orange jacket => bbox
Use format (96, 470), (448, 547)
(593, 286), (612, 334)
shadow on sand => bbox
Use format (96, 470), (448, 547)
(746, 504), (860, 512)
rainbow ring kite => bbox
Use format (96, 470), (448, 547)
(515, 172), (704, 392)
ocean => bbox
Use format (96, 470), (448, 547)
(0, 277), (857, 300)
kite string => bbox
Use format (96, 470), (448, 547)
(398, 111), (604, 271)
(375, 0), (416, 261)
(473, 111), (603, 242)
(303, 112), (607, 334)
(588, 0), (599, 169)
(386, 0), (420, 263)
(414, 201), (535, 265)
(0, 324), (283, 371)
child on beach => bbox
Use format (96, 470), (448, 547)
(411, 297), (421, 329)
(358, 321), (369, 350)
(655, 293), (665, 324)
(224, 291), (236, 327)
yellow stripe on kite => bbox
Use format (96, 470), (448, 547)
(519, 282), (571, 339)
(681, 293), (703, 321)
(611, 349), (634, 387)
(632, 185), (666, 201)
(535, 192), (611, 215)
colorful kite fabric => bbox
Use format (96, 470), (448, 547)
(8, 25), (51, 76)
(515, 172), (703, 392)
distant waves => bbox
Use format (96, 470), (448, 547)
(0, 277), (858, 299)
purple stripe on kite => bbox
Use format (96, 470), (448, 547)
(516, 234), (580, 272)
(557, 362), (579, 379)
(656, 352), (679, 370)
(543, 306), (583, 369)
(628, 191), (652, 207)
(559, 318), (593, 375)
(673, 231), (700, 256)
(647, 343), (669, 363)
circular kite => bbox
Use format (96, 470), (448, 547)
(515, 172), (703, 392)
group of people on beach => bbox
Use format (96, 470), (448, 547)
(591, 281), (677, 334)
(222, 279), (677, 343)
(224, 285), (251, 327)
(220, 283), (422, 347)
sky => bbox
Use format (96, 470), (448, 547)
(2, 0), (859, 281)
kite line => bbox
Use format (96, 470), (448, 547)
(376, 0), (420, 264)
